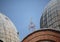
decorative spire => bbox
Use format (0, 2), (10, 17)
(28, 17), (36, 31)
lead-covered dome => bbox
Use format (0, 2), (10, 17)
(0, 13), (19, 42)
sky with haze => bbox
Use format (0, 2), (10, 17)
(0, 0), (50, 41)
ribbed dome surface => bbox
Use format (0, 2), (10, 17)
(0, 13), (19, 42)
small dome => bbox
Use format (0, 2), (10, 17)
(0, 13), (20, 42)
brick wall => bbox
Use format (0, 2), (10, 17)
(22, 29), (60, 42)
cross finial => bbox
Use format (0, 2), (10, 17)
(28, 17), (36, 31)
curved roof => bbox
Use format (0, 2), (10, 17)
(0, 13), (20, 42)
(0, 13), (17, 32)
(22, 28), (60, 42)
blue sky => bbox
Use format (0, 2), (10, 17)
(0, 0), (50, 41)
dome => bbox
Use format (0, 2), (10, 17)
(0, 13), (20, 42)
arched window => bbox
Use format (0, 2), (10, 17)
(0, 40), (3, 42)
(37, 40), (55, 42)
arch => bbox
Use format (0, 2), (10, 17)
(0, 40), (3, 42)
(36, 39), (55, 42)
